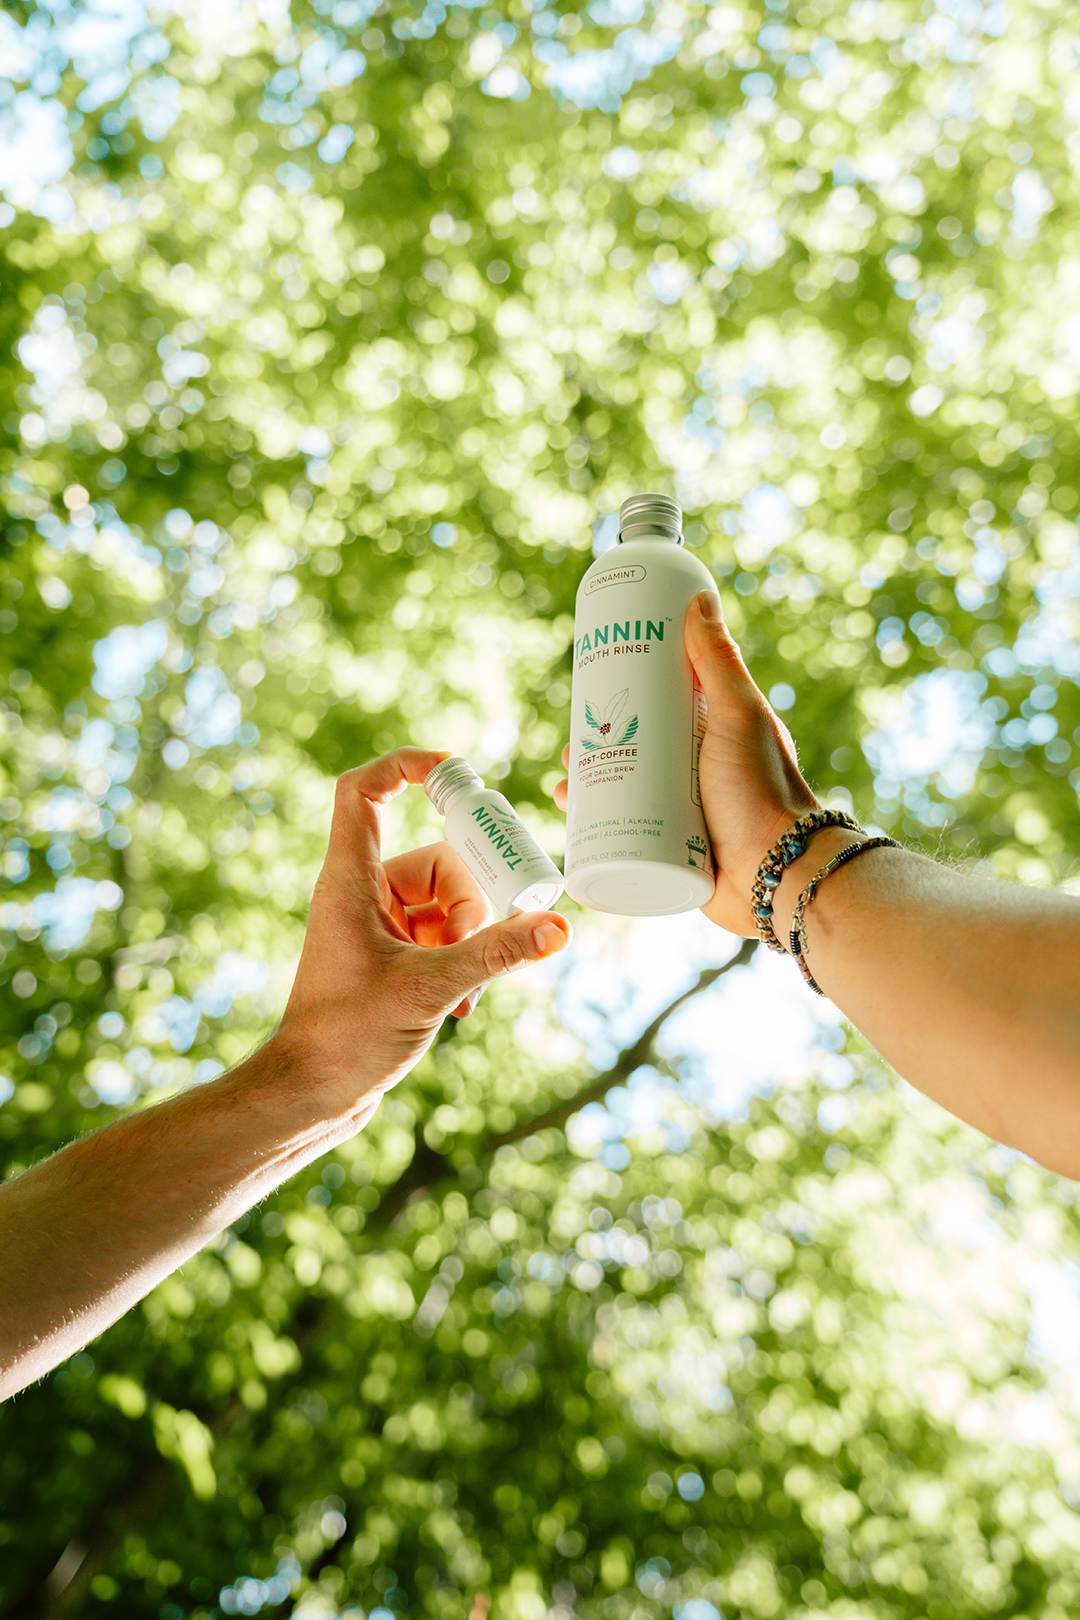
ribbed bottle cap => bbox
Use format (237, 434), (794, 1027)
(618, 493), (683, 544)
(423, 756), (481, 816)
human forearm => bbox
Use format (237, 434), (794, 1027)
(671, 595), (1080, 1178)
(0, 1036), (357, 1399)
(770, 832), (1080, 1175)
(0, 749), (572, 1400)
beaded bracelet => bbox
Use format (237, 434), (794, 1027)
(790, 835), (902, 996)
(750, 809), (862, 952)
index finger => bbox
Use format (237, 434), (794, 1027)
(325, 747), (454, 876)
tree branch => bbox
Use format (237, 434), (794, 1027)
(482, 938), (757, 1153)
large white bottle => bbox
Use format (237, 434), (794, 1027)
(564, 494), (717, 917)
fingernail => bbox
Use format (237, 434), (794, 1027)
(696, 590), (721, 623)
(533, 919), (571, 956)
(465, 988), (482, 1014)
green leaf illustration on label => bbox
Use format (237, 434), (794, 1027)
(580, 687), (638, 751)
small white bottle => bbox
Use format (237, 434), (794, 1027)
(564, 494), (717, 917)
(424, 757), (564, 916)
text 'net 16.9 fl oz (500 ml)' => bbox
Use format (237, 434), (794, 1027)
(564, 494), (717, 917)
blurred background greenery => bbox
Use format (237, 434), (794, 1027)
(3, 0), (1080, 1615)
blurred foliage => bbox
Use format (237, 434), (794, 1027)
(3, 0), (1080, 1614)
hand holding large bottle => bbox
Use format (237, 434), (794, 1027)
(555, 580), (819, 936)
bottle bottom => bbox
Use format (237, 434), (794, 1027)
(508, 879), (564, 914)
(564, 858), (715, 917)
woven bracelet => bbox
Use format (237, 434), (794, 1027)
(750, 809), (862, 952)
(790, 835), (903, 996)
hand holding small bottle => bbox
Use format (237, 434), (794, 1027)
(277, 747), (571, 1124)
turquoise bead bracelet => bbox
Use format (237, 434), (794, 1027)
(750, 809), (862, 952)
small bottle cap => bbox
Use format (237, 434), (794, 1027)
(423, 756), (481, 816)
(618, 493), (683, 544)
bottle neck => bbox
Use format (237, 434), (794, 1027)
(616, 529), (684, 546)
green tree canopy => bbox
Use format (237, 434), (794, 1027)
(2, 0), (1080, 1615)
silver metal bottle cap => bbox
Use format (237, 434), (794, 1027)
(617, 493), (683, 544)
(423, 756), (481, 816)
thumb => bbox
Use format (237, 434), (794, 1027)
(685, 589), (768, 713)
(425, 911), (573, 1013)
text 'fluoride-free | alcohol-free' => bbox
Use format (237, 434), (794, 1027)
(424, 757), (565, 917)
(564, 494), (717, 917)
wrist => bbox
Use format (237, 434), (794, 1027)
(185, 1036), (351, 1161)
(254, 1020), (387, 1138)
(734, 801), (820, 902)
(770, 827), (868, 944)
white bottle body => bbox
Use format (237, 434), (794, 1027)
(444, 785), (564, 917)
(564, 533), (717, 916)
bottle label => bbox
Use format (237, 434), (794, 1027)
(462, 835), (503, 891)
(467, 803), (531, 870)
(446, 791), (563, 917)
(565, 566), (715, 880)
(583, 564), (647, 596)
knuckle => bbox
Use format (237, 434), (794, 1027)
(711, 631), (746, 664)
(481, 933), (528, 977)
(334, 768), (362, 802)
